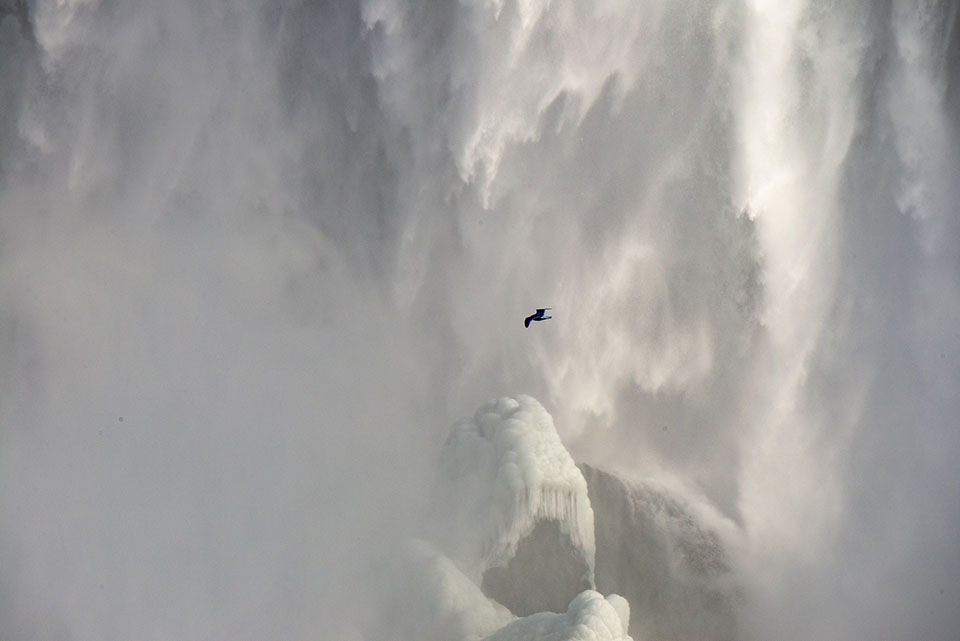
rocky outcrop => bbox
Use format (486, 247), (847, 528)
(481, 519), (593, 616)
(580, 464), (739, 641)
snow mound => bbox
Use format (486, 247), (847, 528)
(483, 590), (632, 641)
(438, 395), (595, 577)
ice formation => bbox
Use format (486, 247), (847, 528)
(483, 590), (632, 641)
(366, 395), (743, 640)
(366, 396), (628, 641)
(438, 395), (595, 578)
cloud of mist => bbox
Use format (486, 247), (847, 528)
(1, 1), (958, 640)
(0, 2), (438, 639)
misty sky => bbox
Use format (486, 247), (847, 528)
(1, 1), (958, 640)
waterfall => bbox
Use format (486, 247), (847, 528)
(0, 2), (957, 640)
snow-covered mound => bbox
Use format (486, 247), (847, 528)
(580, 464), (739, 641)
(437, 395), (595, 582)
(483, 590), (632, 641)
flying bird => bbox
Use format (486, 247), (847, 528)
(524, 308), (552, 328)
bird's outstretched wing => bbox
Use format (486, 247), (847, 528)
(525, 308), (553, 327)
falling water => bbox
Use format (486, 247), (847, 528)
(1, 1), (957, 640)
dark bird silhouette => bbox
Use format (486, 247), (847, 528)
(524, 308), (552, 328)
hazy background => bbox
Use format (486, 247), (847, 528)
(1, 1), (958, 639)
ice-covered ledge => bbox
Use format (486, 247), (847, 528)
(437, 395), (595, 584)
